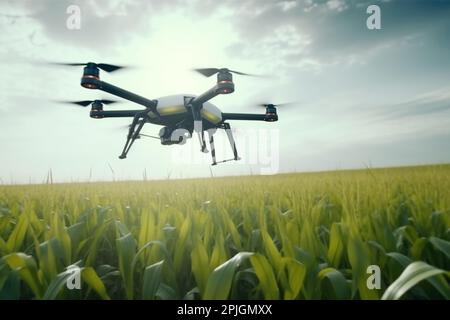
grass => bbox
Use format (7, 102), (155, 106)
(0, 164), (449, 299)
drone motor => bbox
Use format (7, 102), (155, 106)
(264, 104), (278, 122)
(216, 70), (234, 94)
(90, 101), (104, 119)
(81, 63), (101, 89)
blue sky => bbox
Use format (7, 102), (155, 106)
(0, 0), (449, 183)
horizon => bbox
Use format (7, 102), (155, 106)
(1, 162), (449, 186)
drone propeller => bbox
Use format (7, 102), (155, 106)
(194, 68), (260, 77)
(58, 99), (118, 107)
(49, 62), (126, 73)
(258, 102), (296, 108)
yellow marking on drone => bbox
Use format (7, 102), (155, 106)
(158, 105), (220, 123)
(158, 105), (186, 115)
(201, 109), (221, 123)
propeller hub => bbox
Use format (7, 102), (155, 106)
(91, 100), (103, 109)
(217, 70), (232, 81)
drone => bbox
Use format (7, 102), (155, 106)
(56, 62), (289, 165)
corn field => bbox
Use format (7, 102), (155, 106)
(0, 165), (449, 300)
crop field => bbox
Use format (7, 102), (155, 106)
(0, 165), (449, 300)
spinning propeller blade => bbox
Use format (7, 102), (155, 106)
(57, 99), (118, 107)
(194, 67), (261, 78)
(257, 102), (296, 108)
(49, 62), (126, 73)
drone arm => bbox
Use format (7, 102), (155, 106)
(191, 86), (220, 105)
(99, 81), (157, 109)
(81, 77), (157, 109)
(90, 110), (145, 118)
(222, 113), (266, 121)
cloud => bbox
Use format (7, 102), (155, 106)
(1, 0), (187, 50)
(372, 87), (450, 121)
(277, 1), (299, 12)
(326, 0), (348, 12)
(220, 0), (450, 73)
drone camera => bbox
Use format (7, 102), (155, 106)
(159, 126), (185, 145)
(81, 63), (100, 89)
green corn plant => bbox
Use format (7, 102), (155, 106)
(0, 164), (449, 299)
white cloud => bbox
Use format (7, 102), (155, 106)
(277, 1), (299, 12)
(326, 0), (348, 12)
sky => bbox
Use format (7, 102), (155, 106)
(0, 0), (450, 183)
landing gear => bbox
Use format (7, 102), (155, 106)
(118, 113), (147, 159)
(209, 122), (241, 166)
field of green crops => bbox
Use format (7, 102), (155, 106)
(0, 165), (449, 300)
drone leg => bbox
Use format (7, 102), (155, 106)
(194, 120), (208, 153)
(209, 133), (217, 166)
(191, 104), (207, 153)
(201, 129), (208, 153)
(119, 115), (141, 159)
(121, 116), (147, 157)
(224, 123), (240, 161)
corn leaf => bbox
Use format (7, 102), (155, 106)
(250, 253), (279, 299)
(318, 267), (351, 300)
(3, 253), (43, 298)
(142, 260), (164, 300)
(382, 261), (450, 300)
(204, 252), (253, 299)
(82, 267), (110, 300)
(116, 232), (137, 299)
